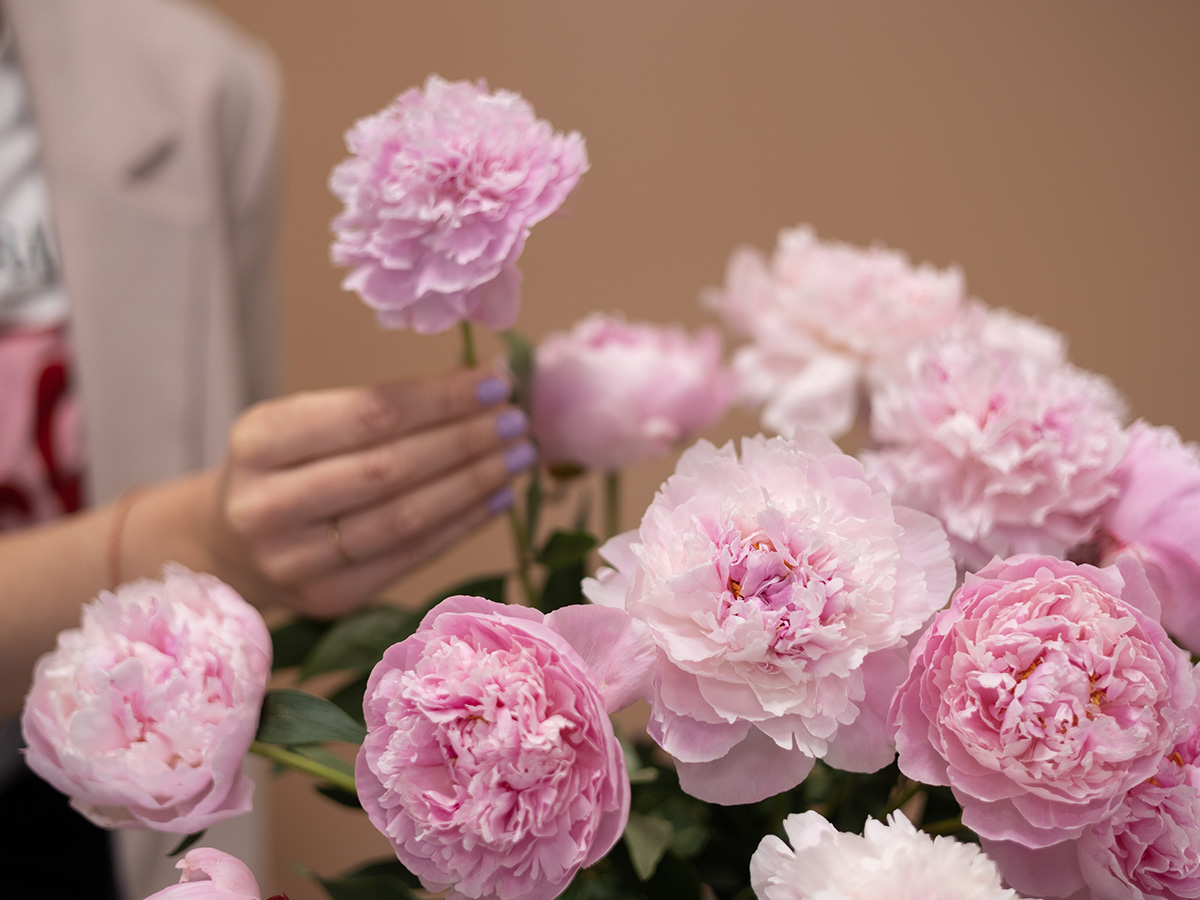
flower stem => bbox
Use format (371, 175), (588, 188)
(604, 470), (621, 540)
(248, 741), (357, 794)
(460, 321), (478, 367)
(508, 504), (538, 606)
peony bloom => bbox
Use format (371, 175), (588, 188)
(891, 555), (1196, 851)
(1083, 421), (1200, 654)
(356, 596), (652, 900)
(863, 304), (1127, 572)
(330, 75), (587, 333)
(750, 810), (1026, 900)
(708, 224), (963, 438)
(982, 672), (1200, 900)
(530, 313), (735, 471)
(144, 848), (262, 900)
(584, 433), (955, 805)
(21, 565), (271, 833)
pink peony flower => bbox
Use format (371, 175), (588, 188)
(584, 433), (955, 805)
(890, 555), (1196, 850)
(707, 225), (964, 438)
(330, 75), (587, 333)
(1085, 421), (1200, 654)
(20, 565), (271, 833)
(530, 313), (735, 471)
(982, 671), (1200, 900)
(863, 305), (1127, 571)
(750, 811), (1026, 900)
(143, 848), (262, 900)
(355, 596), (652, 900)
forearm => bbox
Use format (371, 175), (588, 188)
(0, 469), (222, 717)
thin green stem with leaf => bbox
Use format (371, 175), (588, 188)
(248, 741), (356, 794)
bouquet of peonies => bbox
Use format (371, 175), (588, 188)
(21, 75), (1200, 900)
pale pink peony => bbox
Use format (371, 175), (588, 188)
(143, 848), (262, 900)
(584, 433), (955, 804)
(355, 596), (651, 900)
(330, 75), (587, 333)
(890, 555), (1196, 851)
(530, 313), (734, 470)
(864, 305), (1127, 571)
(21, 565), (270, 833)
(1084, 421), (1200, 654)
(708, 225), (964, 438)
(750, 810), (1027, 900)
(982, 670), (1200, 900)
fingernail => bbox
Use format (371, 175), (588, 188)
(496, 408), (529, 440)
(505, 441), (538, 474)
(476, 376), (509, 406)
(488, 486), (516, 513)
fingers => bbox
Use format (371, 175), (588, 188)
(231, 367), (513, 469)
(228, 405), (530, 534)
(244, 437), (535, 586)
(286, 500), (500, 618)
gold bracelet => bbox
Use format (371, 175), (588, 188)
(107, 487), (143, 590)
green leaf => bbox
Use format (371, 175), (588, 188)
(501, 330), (534, 410)
(167, 829), (206, 857)
(271, 618), (330, 670)
(317, 858), (421, 900)
(624, 812), (674, 881)
(256, 689), (367, 746)
(537, 529), (597, 569)
(315, 784), (362, 809)
(300, 606), (416, 680)
(328, 675), (370, 726)
(538, 562), (587, 612)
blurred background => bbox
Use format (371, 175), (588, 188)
(198, 1), (1200, 896)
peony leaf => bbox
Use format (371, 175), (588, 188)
(271, 618), (331, 670)
(327, 675), (370, 726)
(538, 529), (597, 569)
(300, 606), (417, 680)
(166, 829), (206, 857)
(317, 858), (421, 900)
(624, 812), (674, 881)
(256, 689), (367, 746)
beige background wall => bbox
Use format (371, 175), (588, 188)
(200, 2), (1200, 897)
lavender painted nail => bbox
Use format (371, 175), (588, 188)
(496, 408), (529, 440)
(488, 487), (516, 513)
(505, 442), (538, 473)
(476, 376), (509, 406)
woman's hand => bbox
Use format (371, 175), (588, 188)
(205, 367), (534, 616)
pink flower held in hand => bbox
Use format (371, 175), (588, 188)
(584, 433), (956, 805)
(530, 313), (735, 471)
(356, 596), (652, 900)
(707, 224), (963, 438)
(890, 554), (1196, 850)
(144, 848), (263, 900)
(750, 811), (1025, 900)
(864, 304), (1127, 572)
(1086, 421), (1200, 654)
(21, 565), (272, 833)
(330, 75), (588, 333)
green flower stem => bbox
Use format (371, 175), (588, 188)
(604, 470), (621, 540)
(248, 741), (357, 794)
(879, 778), (925, 819)
(920, 815), (965, 836)
(508, 504), (538, 606)
(460, 321), (478, 367)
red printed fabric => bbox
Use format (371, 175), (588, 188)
(0, 324), (85, 531)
